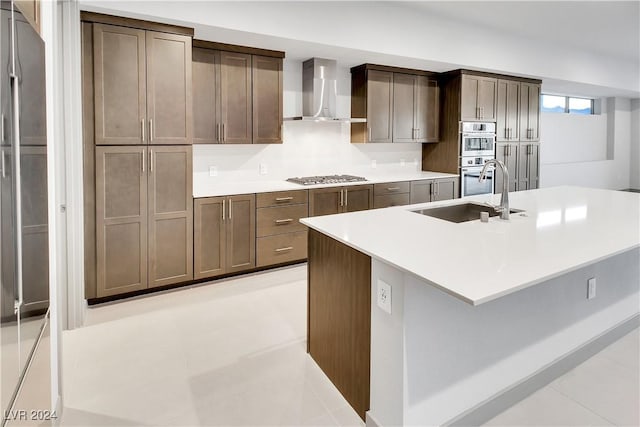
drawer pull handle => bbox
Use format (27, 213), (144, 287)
(275, 197), (293, 202)
(274, 218), (293, 224)
(275, 246), (293, 252)
(387, 187), (401, 191)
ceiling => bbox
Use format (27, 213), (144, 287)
(402, 1), (640, 63)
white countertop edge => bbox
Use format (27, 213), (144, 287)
(302, 218), (640, 306)
(193, 171), (459, 198)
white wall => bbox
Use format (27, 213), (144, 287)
(631, 99), (640, 189)
(540, 98), (633, 190)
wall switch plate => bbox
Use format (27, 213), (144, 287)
(587, 277), (596, 299)
(209, 166), (218, 177)
(371, 159), (377, 169)
(259, 163), (268, 175)
(377, 279), (392, 314)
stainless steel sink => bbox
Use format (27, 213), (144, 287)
(411, 202), (522, 223)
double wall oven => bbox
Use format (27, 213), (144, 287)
(459, 122), (496, 197)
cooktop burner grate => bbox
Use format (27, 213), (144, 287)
(286, 174), (367, 186)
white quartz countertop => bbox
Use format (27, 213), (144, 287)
(193, 171), (458, 198)
(300, 186), (640, 306)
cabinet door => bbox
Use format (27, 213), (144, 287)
(93, 24), (146, 145)
(148, 146), (193, 288)
(461, 75), (480, 120)
(226, 194), (256, 273)
(220, 51), (252, 144)
(477, 77), (497, 121)
(392, 73), (416, 143)
(146, 31), (192, 145)
(495, 143), (518, 193)
(520, 83), (540, 141)
(344, 185), (372, 213)
(192, 48), (221, 144)
(528, 143), (540, 189)
(496, 79), (520, 142)
(432, 178), (458, 201)
(309, 187), (342, 217)
(422, 77), (439, 143)
(252, 55), (282, 144)
(367, 70), (393, 143)
(410, 180), (433, 204)
(193, 197), (226, 279)
(518, 143), (540, 191)
(96, 146), (147, 297)
(462, 75), (497, 121)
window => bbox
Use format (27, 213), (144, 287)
(541, 94), (594, 115)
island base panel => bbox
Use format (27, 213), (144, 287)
(307, 229), (371, 421)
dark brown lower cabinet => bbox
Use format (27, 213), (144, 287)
(495, 142), (519, 193)
(518, 143), (540, 191)
(409, 178), (459, 203)
(95, 145), (192, 298)
(193, 194), (255, 280)
(309, 185), (373, 217)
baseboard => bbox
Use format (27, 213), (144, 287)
(445, 314), (640, 427)
(365, 411), (382, 427)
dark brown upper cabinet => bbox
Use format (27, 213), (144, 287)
(252, 55), (283, 144)
(192, 48), (220, 144)
(519, 82), (540, 142)
(496, 79), (520, 142)
(220, 51), (252, 144)
(351, 68), (393, 143)
(393, 74), (440, 143)
(351, 64), (439, 144)
(92, 23), (192, 145)
(461, 74), (497, 121)
(192, 41), (284, 145)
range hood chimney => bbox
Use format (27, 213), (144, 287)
(285, 58), (365, 122)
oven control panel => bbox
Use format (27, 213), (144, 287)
(461, 156), (494, 166)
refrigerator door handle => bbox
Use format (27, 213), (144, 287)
(10, 72), (23, 312)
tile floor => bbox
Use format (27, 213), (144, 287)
(60, 264), (639, 427)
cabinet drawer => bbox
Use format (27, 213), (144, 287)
(373, 181), (410, 196)
(257, 204), (308, 237)
(256, 190), (308, 207)
(373, 193), (410, 209)
(257, 231), (307, 267)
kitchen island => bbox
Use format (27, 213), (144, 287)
(300, 186), (640, 426)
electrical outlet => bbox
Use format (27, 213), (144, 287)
(413, 158), (419, 167)
(587, 277), (596, 299)
(209, 166), (218, 177)
(371, 159), (377, 169)
(377, 279), (392, 314)
(259, 163), (268, 175)
(400, 159), (406, 167)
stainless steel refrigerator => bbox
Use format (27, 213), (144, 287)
(1, 0), (49, 424)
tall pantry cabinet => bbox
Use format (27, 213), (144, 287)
(82, 13), (194, 299)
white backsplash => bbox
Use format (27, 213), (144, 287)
(193, 121), (423, 182)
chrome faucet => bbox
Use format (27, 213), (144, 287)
(479, 159), (510, 220)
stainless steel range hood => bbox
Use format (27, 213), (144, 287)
(285, 58), (365, 122)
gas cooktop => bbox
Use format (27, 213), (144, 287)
(286, 174), (367, 186)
